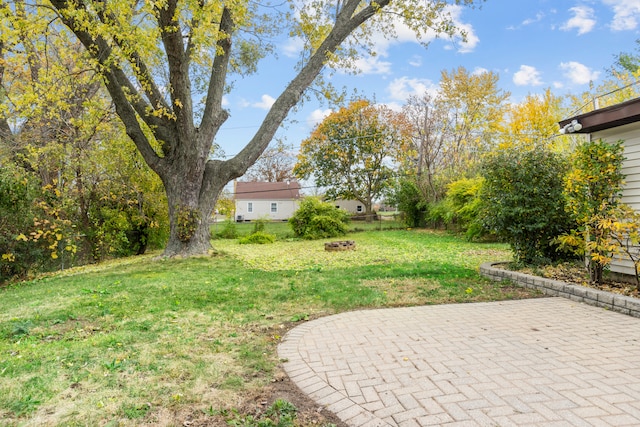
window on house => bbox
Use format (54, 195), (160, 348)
(247, 202), (253, 213)
(356, 205), (363, 213)
(271, 202), (278, 213)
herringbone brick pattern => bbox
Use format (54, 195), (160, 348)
(278, 298), (640, 426)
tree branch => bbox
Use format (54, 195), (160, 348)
(157, 0), (195, 143)
(198, 6), (233, 149)
(49, 0), (163, 172)
(0, 39), (12, 143)
(220, 0), (389, 179)
(94, 5), (170, 116)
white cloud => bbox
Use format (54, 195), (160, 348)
(386, 77), (437, 102)
(368, 4), (479, 56)
(522, 12), (545, 26)
(559, 61), (600, 85)
(282, 4), (478, 77)
(281, 37), (304, 58)
(382, 102), (404, 112)
(280, 3), (478, 78)
(561, 6), (596, 35)
(351, 56), (393, 75)
(513, 65), (543, 86)
(471, 67), (489, 76)
(307, 109), (333, 127)
(507, 11), (546, 30)
(408, 55), (422, 67)
(282, 36), (392, 75)
(451, 16), (480, 53)
(603, 0), (640, 31)
(252, 94), (276, 110)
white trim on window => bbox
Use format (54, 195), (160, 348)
(270, 202), (278, 213)
(247, 202), (253, 213)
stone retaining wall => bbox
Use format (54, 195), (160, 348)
(480, 262), (640, 318)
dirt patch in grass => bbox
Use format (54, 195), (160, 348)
(216, 369), (347, 427)
(217, 319), (347, 427)
(144, 371), (347, 427)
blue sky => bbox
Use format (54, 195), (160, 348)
(214, 0), (640, 158)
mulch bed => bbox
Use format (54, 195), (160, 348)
(508, 262), (640, 299)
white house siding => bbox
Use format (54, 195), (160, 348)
(593, 121), (640, 276)
(333, 199), (365, 214)
(233, 181), (302, 221)
(235, 199), (300, 221)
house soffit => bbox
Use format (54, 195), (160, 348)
(559, 97), (640, 134)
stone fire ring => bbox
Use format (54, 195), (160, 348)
(324, 240), (356, 251)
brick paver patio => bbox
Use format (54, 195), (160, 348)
(278, 298), (640, 426)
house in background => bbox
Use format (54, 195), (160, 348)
(234, 180), (302, 221)
(333, 199), (365, 215)
(559, 97), (640, 277)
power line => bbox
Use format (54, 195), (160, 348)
(211, 132), (395, 159)
(567, 79), (640, 118)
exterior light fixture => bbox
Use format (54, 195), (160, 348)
(560, 119), (583, 134)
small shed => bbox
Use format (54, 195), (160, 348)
(234, 180), (302, 221)
(559, 97), (640, 276)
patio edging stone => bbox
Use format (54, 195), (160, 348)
(480, 262), (640, 318)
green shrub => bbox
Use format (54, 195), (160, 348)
(308, 215), (348, 239)
(561, 139), (626, 284)
(0, 166), (41, 283)
(238, 231), (276, 244)
(215, 220), (238, 239)
(428, 177), (487, 240)
(390, 178), (428, 227)
(289, 197), (350, 240)
(480, 148), (575, 265)
(252, 218), (267, 234)
(86, 188), (166, 259)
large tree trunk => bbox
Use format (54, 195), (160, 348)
(160, 158), (230, 257)
(163, 185), (214, 258)
(365, 197), (374, 223)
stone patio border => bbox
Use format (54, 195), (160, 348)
(480, 262), (640, 318)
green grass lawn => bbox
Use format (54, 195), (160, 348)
(0, 229), (534, 426)
(211, 217), (405, 240)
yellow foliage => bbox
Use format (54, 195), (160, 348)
(2, 253), (16, 262)
(497, 89), (566, 152)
